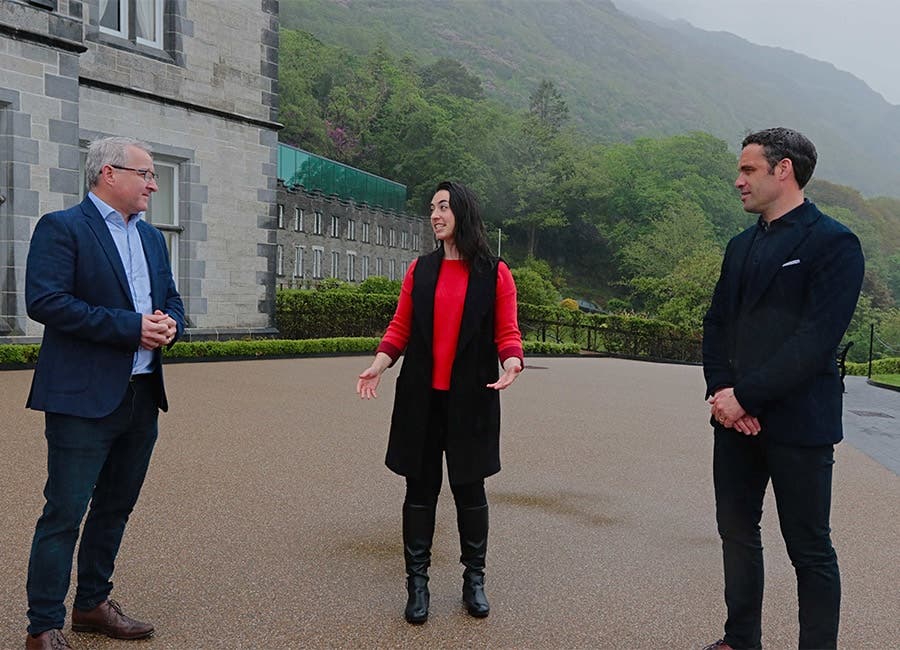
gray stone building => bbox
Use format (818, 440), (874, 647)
(275, 181), (431, 290)
(0, 0), (281, 341)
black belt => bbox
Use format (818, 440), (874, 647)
(129, 373), (155, 383)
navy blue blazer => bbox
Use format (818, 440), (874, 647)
(26, 196), (185, 418)
(702, 200), (864, 446)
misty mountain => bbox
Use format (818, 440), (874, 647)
(280, 0), (900, 198)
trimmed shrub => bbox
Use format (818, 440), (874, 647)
(524, 340), (580, 355)
(518, 302), (701, 361)
(845, 357), (900, 376)
(276, 289), (397, 339)
(163, 338), (379, 359)
(0, 344), (40, 364)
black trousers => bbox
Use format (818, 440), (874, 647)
(714, 428), (840, 650)
(405, 390), (486, 508)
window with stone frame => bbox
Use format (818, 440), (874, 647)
(312, 247), (323, 278)
(294, 245), (304, 278)
(294, 207), (303, 232)
(330, 250), (340, 278)
(100, 0), (164, 49)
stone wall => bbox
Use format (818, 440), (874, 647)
(276, 183), (431, 291)
(0, 0), (280, 341)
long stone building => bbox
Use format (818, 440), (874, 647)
(275, 144), (430, 291)
(0, 1), (428, 344)
(1, 0), (281, 341)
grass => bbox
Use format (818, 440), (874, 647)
(870, 374), (900, 388)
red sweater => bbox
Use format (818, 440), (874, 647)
(377, 258), (523, 390)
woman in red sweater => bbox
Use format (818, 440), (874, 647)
(357, 181), (523, 624)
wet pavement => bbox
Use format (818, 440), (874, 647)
(1, 357), (897, 649)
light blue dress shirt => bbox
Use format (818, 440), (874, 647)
(88, 192), (155, 375)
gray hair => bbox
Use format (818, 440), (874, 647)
(85, 136), (153, 188)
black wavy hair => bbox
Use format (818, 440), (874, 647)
(432, 181), (495, 271)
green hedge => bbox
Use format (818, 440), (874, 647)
(845, 357), (900, 376)
(518, 303), (701, 361)
(523, 340), (580, 355)
(162, 337), (380, 359)
(0, 344), (40, 364)
(276, 289), (398, 339)
(0, 339), (380, 367)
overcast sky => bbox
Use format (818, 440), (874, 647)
(629, 0), (900, 105)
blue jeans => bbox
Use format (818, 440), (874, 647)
(714, 428), (840, 650)
(26, 378), (159, 635)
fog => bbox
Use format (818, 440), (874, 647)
(621, 0), (900, 105)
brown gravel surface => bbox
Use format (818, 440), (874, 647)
(2, 357), (897, 649)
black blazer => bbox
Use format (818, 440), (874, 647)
(386, 249), (502, 484)
(702, 200), (864, 446)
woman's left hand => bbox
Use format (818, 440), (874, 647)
(487, 360), (523, 390)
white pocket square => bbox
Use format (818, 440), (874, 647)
(781, 259), (801, 267)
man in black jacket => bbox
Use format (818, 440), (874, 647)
(701, 128), (864, 650)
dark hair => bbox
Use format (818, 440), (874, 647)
(742, 127), (817, 188)
(433, 181), (494, 271)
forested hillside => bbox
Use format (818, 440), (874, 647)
(280, 0), (900, 199)
(276, 5), (899, 359)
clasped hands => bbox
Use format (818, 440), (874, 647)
(140, 309), (178, 350)
(708, 387), (761, 436)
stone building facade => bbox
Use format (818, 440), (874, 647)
(275, 182), (432, 290)
(0, 0), (281, 341)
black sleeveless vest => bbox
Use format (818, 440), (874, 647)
(385, 249), (502, 484)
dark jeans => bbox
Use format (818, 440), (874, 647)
(26, 377), (159, 635)
(405, 390), (486, 509)
(714, 428), (840, 650)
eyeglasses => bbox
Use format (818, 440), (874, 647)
(110, 165), (159, 183)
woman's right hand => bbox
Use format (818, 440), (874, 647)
(357, 366), (382, 399)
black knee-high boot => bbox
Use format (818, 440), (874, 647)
(457, 503), (490, 617)
(403, 502), (436, 624)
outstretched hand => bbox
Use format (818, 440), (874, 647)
(487, 360), (522, 390)
(357, 366), (382, 399)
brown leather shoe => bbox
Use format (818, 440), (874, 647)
(71, 599), (153, 640)
(25, 629), (73, 649)
(701, 641), (734, 650)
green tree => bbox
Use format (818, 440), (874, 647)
(511, 267), (559, 306)
(628, 248), (722, 331)
(529, 79), (569, 133)
(618, 199), (718, 279)
(421, 58), (484, 100)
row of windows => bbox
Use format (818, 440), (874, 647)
(275, 245), (409, 282)
(276, 205), (421, 250)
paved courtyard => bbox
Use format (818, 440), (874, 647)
(1, 357), (897, 649)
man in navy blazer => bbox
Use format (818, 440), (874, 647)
(700, 128), (864, 650)
(24, 137), (184, 650)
